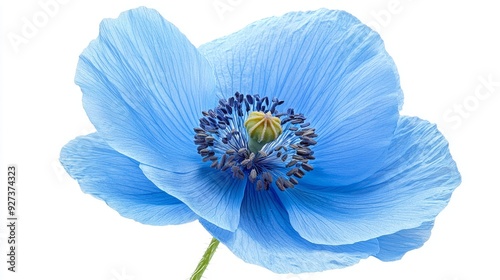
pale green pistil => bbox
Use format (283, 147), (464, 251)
(244, 111), (282, 153)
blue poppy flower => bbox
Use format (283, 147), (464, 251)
(60, 7), (461, 274)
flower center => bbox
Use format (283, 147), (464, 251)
(193, 92), (317, 191)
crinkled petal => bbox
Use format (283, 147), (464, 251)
(200, 182), (379, 273)
(375, 221), (434, 261)
(140, 165), (245, 231)
(60, 133), (197, 225)
(278, 116), (461, 245)
(199, 9), (402, 185)
(76, 7), (216, 171)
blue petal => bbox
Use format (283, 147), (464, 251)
(76, 7), (216, 171)
(60, 133), (197, 225)
(278, 116), (461, 245)
(199, 9), (402, 185)
(375, 221), (434, 261)
(140, 165), (245, 231)
(200, 182), (379, 273)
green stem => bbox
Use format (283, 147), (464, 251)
(190, 237), (220, 280)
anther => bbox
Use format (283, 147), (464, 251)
(284, 179), (295, 189)
(300, 137), (317, 146)
(246, 94), (254, 104)
(286, 168), (299, 177)
(258, 150), (268, 158)
(301, 163), (314, 171)
(249, 169), (257, 183)
(202, 156), (212, 162)
(218, 154), (227, 169)
(231, 166), (245, 180)
(276, 177), (286, 191)
(256, 180), (264, 191)
(262, 172), (273, 183)
(241, 158), (252, 168)
(296, 149), (311, 156)
(248, 153), (255, 161)
(293, 169), (305, 178)
(292, 155), (305, 161)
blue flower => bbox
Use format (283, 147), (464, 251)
(60, 7), (461, 274)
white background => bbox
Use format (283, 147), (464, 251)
(1, 0), (499, 279)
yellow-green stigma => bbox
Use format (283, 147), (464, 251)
(244, 111), (282, 153)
